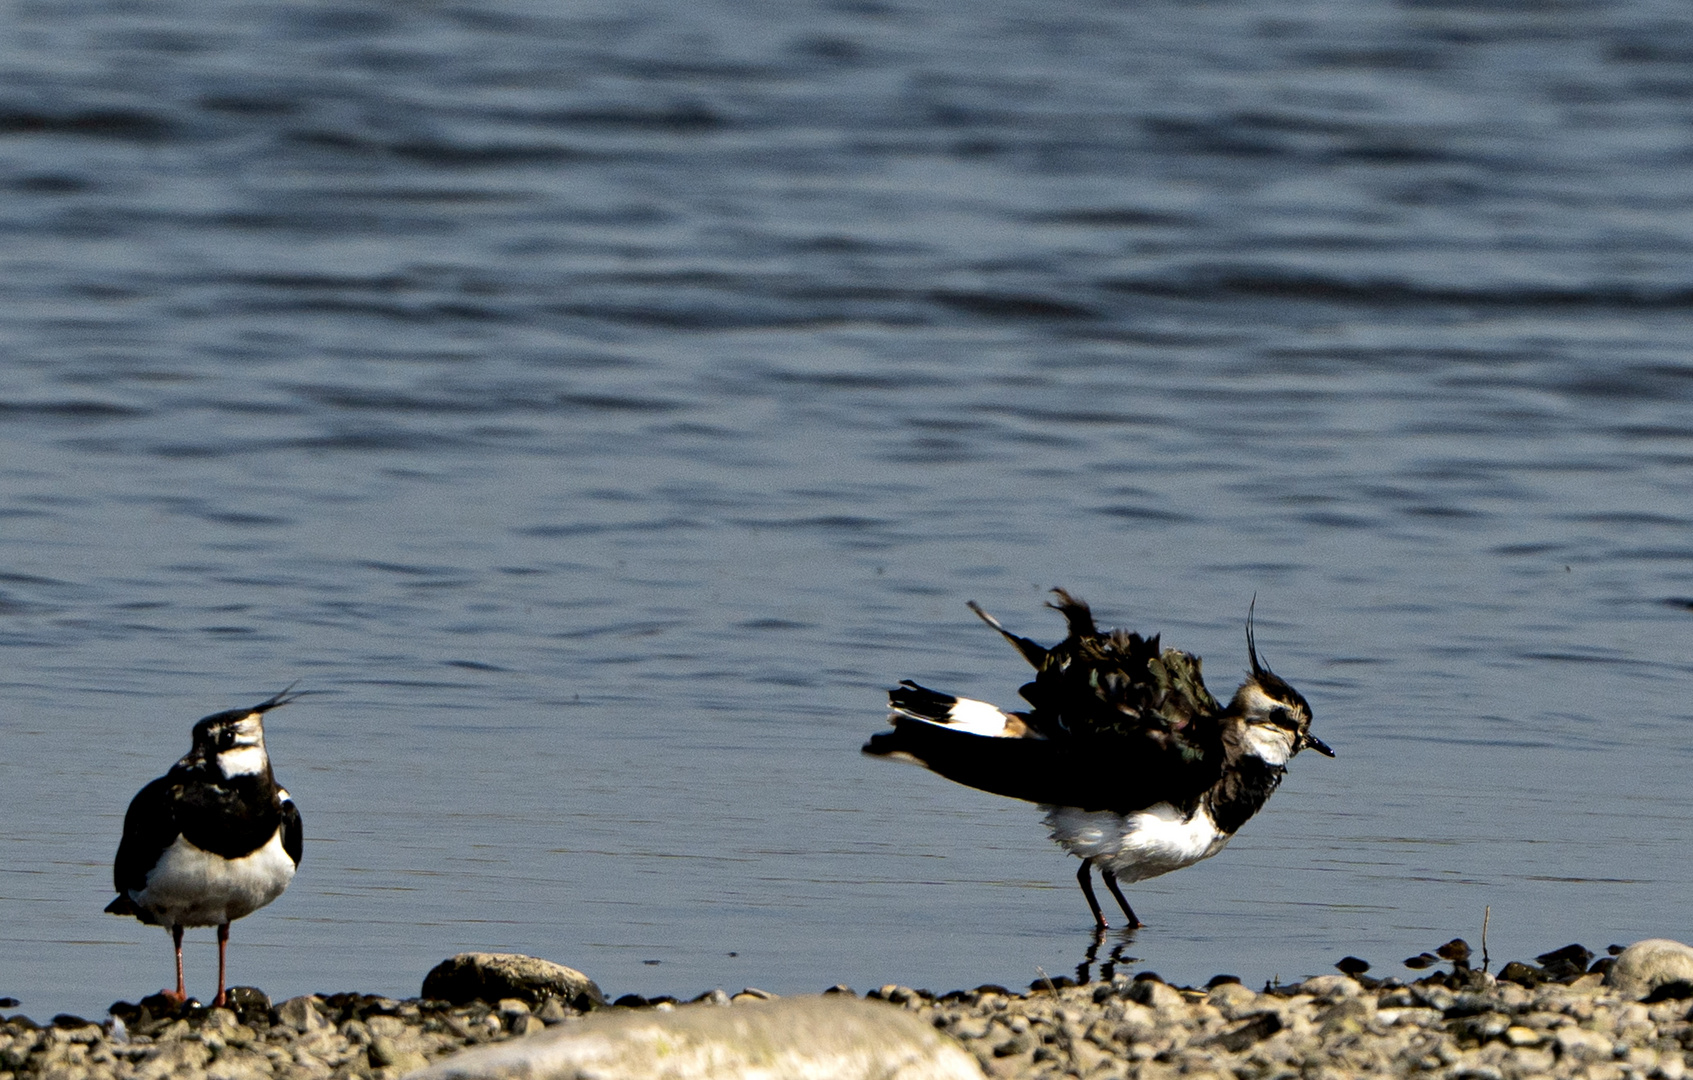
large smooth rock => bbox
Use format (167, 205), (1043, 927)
(1605, 939), (1693, 1000)
(422, 954), (606, 1010)
(403, 994), (985, 1080)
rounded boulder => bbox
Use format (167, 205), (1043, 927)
(1605, 939), (1693, 1000)
(404, 994), (984, 1080)
(422, 954), (606, 1010)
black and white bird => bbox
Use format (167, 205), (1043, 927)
(107, 688), (304, 1006)
(864, 590), (1333, 929)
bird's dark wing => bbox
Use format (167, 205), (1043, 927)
(872, 590), (1230, 814)
(864, 715), (1221, 815)
(110, 775), (181, 908)
(967, 601), (1047, 668)
(1002, 591), (1224, 752)
(280, 798), (303, 867)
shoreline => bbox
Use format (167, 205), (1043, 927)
(4, 942), (1692, 1079)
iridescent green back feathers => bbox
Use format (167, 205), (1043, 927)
(970, 589), (1222, 763)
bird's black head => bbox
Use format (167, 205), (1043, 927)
(185, 686), (301, 778)
(1232, 603), (1332, 762)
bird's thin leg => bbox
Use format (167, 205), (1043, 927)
(1100, 867), (1141, 929)
(214, 923), (230, 1008)
(1076, 858), (1108, 929)
(166, 925), (187, 1003)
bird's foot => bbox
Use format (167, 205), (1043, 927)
(137, 988), (194, 1013)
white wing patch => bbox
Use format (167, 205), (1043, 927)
(893, 696), (1017, 737)
(943, 697), (1017, 736)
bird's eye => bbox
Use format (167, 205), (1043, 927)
(216, 729), (236, 750)
(1268, 707), (1293, 727)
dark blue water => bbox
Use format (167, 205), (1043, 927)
(4, 0), (1693, 1019)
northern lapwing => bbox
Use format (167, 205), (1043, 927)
(864, 591), (1332, 929)
(107, 688), (304, 1006)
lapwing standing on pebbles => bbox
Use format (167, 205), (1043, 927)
(107, 688), (304, 1006)
(864, 591), (1332, 929)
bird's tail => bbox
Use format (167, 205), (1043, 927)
(875, 681), (1031, 741)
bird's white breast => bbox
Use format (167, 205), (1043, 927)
(1044, 803), (1231, 883)
(131, 828), (296, 928)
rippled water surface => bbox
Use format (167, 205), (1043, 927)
(5, 0), (1693, 1019)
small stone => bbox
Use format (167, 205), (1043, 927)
(1508, 1046), (1557, 1073)
(1206, 982), (1260, 1019)
(1497, 961), (1543, 987)
(1537, 943), (1594, 968)
(1412, 984), (1455, 1011)
(1554, 1026), (1615, 1060)
(1124, 979), (1186, 1013)
(1294, 975), (1362, 999)
(1504, 1025), (1543, 1046)
(1211, 1012), (1283, 1051)
(369, 1034), (430, 1074)
(222, 986), (272, 1020)
(511, 1014), (545, 1036)
(367, 1015), (407, 1040)
(1070, 1039), (1109, 1075)
(147, 1038), (213, 1073)
(1642, 980), (1693, 1003)
(276, 996), (330, 1034)
(993, 1034), (1032, 1057)
(1320, 997), (1375, 1036)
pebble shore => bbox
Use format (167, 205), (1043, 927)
(5, 947), (1692, 1080)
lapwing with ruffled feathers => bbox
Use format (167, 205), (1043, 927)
(864, 591), (1332, 929)
(107, 688), (304, 1006)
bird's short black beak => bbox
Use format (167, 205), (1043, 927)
(1301, 733), (1335, 757)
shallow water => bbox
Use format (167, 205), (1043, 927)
(3, 0), (1693, 1019)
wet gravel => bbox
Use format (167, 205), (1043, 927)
(884, 960), (1693, 1080)
(5, 949), (1692, 1079)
